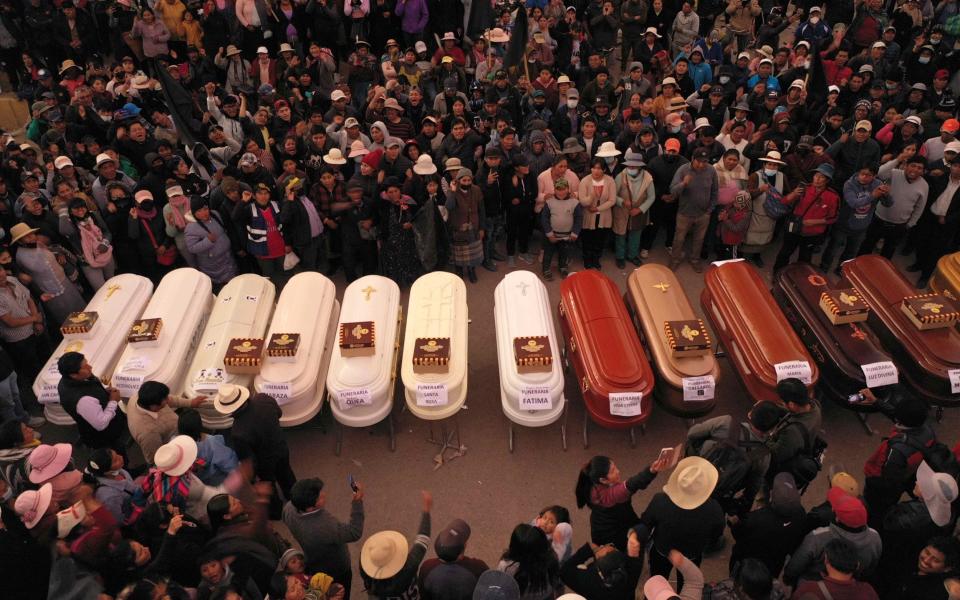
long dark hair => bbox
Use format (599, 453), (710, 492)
(575, 455), (612, 508)
(501, 523), (558, 595)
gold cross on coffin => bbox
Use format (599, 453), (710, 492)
(105, 284), (121, 299)
(653, 282), (670, 293)
(361, 285), (376, 301)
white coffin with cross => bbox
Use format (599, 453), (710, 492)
(328, 275), (402, 429)
(254, 272), (339, 427)
(401, 272), (468, 420)
(182, 274), (276, 429)
(34, 274), (154, 425)
(111, 269), (213, 408)
(494, 271), (566, 429)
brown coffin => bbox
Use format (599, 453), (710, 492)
(626, 264), (720, 417)
(841, 255), (960, 407)
(558, 270), (654, 428)
(930, 251), (960, 303)
(773, 263), (893, 410)
(701, 260), (819, 404)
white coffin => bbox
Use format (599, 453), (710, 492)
(328, 276), (402, 428)
(34, 274), (154, 425)
(401, 272), (468, 420)
(111, 269), (214, 406)
(182, 274), (276, 429)
(255, 272), (340, 427)
(494, 271), (565, 427)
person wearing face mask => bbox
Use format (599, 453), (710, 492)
(641, 138), (688, 258)
(613, 150), (654, 269)
(58, 196), (114, 290)
(905, 43), (940, 85)
(795, 5), (831, 46)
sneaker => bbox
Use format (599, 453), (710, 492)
(630, 256), (643, 266)
(482, 261), (498, 272)
(518, 253), (533, 264)
(691, 260), (704, 273)
(559, 268), (569, 279)
(508, 256), (516, 267)
(640, 250), (649, 259)
(543, 269), (554, 281)
(26, 416), (46, 429)
(616, 259), (626, 269)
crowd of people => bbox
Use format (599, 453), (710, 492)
(1, 0), (960, 598)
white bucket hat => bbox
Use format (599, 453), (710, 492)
(154, 435), (198, 477)
(323, 148), (347, 165)
(413, 154), (438, 175)
(595, 141), (621, 158)
(917, 460), (959, 527)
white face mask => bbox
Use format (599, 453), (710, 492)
(567, 99), (578, 109)
(627, 167), (640, 176)
(670, 124), (681, 133)
(719, 76), (730, 84)
(919, 56), (931, 64)
(764, 168), (778, 177)
(809, 15), (820, 24)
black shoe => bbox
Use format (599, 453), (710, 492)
(467, 267), (477, 283)
(490, 250), (506, 261)
(455, 266), (464, 278)
(482, 261), (498, 272)
(630, 256), (643, 266)
(749, 255), (765, 268)
(616, 259), (626, 269)
(907, 263), (922, 272)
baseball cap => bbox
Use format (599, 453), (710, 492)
(872, 41), (886, 49)
(435, 519), (471, 562)
(855, 120), (873, 132)
(828, 487), (868, 528)
(905, 115), (922, 127)
(830, 472), (860, 496)
(344, 117), (360, 128)
(945, 141), (960, 154)
(692, 148), (710, 161)
(331, 90), (346, 102)
(665, 138), (681, 152)
(935, 69), (950, 80)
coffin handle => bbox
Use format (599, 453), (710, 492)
(581, 376), (589, 393)
(569, 339), (576, 354)
(559, 301), (565, 317)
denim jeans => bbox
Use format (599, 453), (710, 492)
(0, 371), (27, 423)
(820, 227), (867, 273)
(483, 214), (505, 261)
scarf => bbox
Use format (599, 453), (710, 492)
(135, 205), (158, 220)
(168, 195), (191, 230)
(76, 217), (112, 268)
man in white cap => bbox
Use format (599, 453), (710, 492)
(90, 153), (135, 211)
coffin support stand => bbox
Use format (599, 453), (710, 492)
(583, 411), (642, 449)
(427, 415), (466, 469)
(855, 412), (876, 436)
(508, 401), (568, 453)
(334, 413), (396, 456)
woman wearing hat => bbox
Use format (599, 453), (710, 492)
(129, 189), (176, 283)
(11, 223), (85, 327)
(58, 197), (115, 290)
(360, 490), (433, 598)
(213, 45), (253, 94)
(742, 149), (787, 267)
(613, 149), (654, 269)
(772, 162), (839, 272)
(445, 168), (486, 283)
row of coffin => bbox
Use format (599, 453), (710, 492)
(33, 252), (960, 441)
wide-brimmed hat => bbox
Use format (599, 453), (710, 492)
(815, 163), (835, 179)
(59, 59), (81, 76)
(225, 45), (242, 57)
(644, 26), (661, 38)
(485, 28), (510, 43)
(361, 530), (410, 579)
(413, 154), (437, 175)
(622, 149), (645, 168)
(15, 482), (52, 529)
(595, 141), (621, 158)
(10, 223), (39, 244)
(278, 43), (295, 54)
(155, 435), (198, 477)
(323, 148), (347, 165)
(28, 443), (73, 484)
(348, 140), (369, 159)
(444, 157), (463, 172)
(917, 460), (959, 526)
(667, 97), (688, 112)
(662, 456), (719, 510)
(561, 138), (585, 154)
(442, 31), (457, 41)
(383, 98), (404, 112)
(213, 383), (250, 415)
(759, 150), (786, 166)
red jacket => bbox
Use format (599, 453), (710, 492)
(791, 185), (839, 237)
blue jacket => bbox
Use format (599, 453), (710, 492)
(840, 174), (882, 231)
(196, 434), (239, 486)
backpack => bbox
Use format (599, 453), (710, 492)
(762, 175), (791, 219)
(704, 441), (753, 506)
(767, 416), (828, 492)
(863, 428), (955, 479)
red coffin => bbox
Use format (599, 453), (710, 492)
(701, 260), (820, 404)
(558, 270), (654, 428)
(841, 255), (960, 407)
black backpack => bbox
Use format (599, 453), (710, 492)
(767, 416), (829, 492)
(698, 438), (766, 513)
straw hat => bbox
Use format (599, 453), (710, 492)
(278, 43), (295, 54)
(361, 530), (410, 580)
(413, 154), (438, 175)
(323, 148), (347, 165)
(444, 157), (462, 172)
(348, 140), (369, 159)
(154, 435), (198, 477)
(644, 27), (662, 38)
(485, 28), (510, 43)
(14, 483), (52, 529)
(595, 141), (621, 158)
(662, 456), (719, 510)
(225, 45), (242, 57)
(9, 223), (39, 244)
(759, 150), (786, 166)
(383, 98), (404, 112)
(213, 383), (250, 415)
(59, 59), (80, 76)
(130, 74), (153, 90)
(28, 443), (73, 484)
